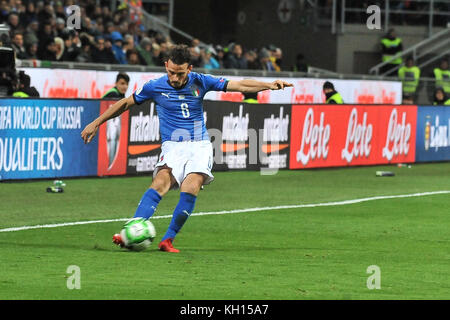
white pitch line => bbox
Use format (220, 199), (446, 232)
(0, 190), (449, 233)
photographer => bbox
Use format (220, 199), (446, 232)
(12, 70), (40, 97)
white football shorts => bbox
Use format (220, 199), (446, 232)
(153, 140), (214, 189)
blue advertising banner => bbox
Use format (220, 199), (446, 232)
(416, 106), (450, 162)
(0, 99), (99, 180)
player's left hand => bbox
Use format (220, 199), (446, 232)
(270, 80), (293, 90)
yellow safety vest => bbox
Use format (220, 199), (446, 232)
(326, 92), (344, 104)
(433, 99), (450, 106)
(433, 68), (450, 94)
(381, 38), (403, 65)
(242, 98), (259, 104)
(398, 66), (421, 93)
(102, 87), (121, 98)
(12, 91), (30, 97)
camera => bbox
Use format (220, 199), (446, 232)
(0, 46), (17, 97)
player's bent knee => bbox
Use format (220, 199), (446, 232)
(180, 173), (206, 195)
(151, 169), (174, 196)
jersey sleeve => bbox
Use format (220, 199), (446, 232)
(200, 74), (229, 92)
(133, 80), (155, 105)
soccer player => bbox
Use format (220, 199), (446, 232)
(81, 44), (293, 253)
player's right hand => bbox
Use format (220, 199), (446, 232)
(270, 80), (293, 90)
(81, 122), (99, 144)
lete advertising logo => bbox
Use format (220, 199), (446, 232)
(289, 105), (417, 169)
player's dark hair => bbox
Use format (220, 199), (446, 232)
(116, 72), (130, 84)
(323, 81), (335, 90)
(167, 44), (192, 65)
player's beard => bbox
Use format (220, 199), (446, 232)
(170, 77), (188, 89)
(170, 81), (181, 88)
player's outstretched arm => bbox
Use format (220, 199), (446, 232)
(81, 95), (135, 144)
(226, 79), (293, 93)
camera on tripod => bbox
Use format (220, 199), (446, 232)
(0, 24), (17, 97)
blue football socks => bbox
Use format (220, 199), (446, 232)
(133, 188), (162, 220)
(162, 192), (197, 241)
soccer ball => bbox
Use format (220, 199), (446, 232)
(120, 218), (156, 251)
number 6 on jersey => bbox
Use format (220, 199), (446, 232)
(180, 103), (190, 118)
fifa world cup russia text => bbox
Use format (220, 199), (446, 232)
(0, 105), (84, 173)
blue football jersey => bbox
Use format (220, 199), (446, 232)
(133, 72), (228, 142)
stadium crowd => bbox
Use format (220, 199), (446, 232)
(0, 0), (448, 104)
(0, 0), (291, 72)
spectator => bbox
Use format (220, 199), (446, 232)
(0, 1), (10, 23)
(151, 42), (164, 67)
(380, 28), (403, 75)
(244, 49), (259, 70)
(37, 22), (56, 50)
(159, 41), (171, 60)
(126, 48), (143, 65)
(401, 94), (414, 105)
(110, 31), (127, 64)
(15, 2), (27, 28)
(37, 37), (57, 61)
(267, 45), (282, 71)
(102, 73), (129, 99)
(37, 3), (55, 26)
(10, 32), (27, 59)
(398, 56), (421, 103)
(26, 42), (38, 59)
(92, 6), (103, 21)
(75, 33), (93, 63)
(214, 45), (225, 68)
(55, 17), (66, 37)
(323, 81), (344, 104)
(123, 34), (135, 53)
(54, 1), (66, 20)
(201, 47), (220, 70)
(92, 36), (117, 64)
(136, 37), (155, 66)
(102, 5), (112, 23)
(59, 29), (79, 61)
(54, 36), (65, 61)
(23, 19), (39, 47)
(433, 87), (450, 106)
(24, 1), (37, 26)
(224, 43), (247, 69)
(7, 12), (21, 33)
(259, 48), (275, 71)
(292, 53), (308, 72)
(191, 38), (200, 49)
(95, 18), (105, 34)
(189, 45), (202, 68)
(81, 17), (97, 37)
(433, 59), (450, 95)
(105, 21), (115, 36)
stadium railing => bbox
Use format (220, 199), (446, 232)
(327, 0), (450, 36)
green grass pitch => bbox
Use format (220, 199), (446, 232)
(0, 163), (449, 300)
